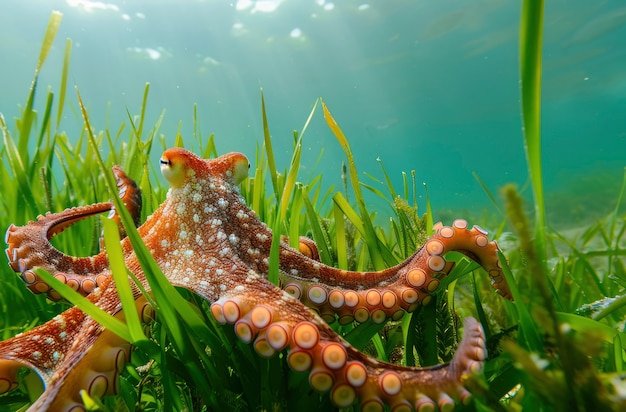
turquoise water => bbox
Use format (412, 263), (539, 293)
(1, 0), (624, 224)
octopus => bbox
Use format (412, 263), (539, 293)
(0, 148), (512, 411)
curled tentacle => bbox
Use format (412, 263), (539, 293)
(4, 166), (142, 300)
(280, 235), (321, 261)
(5, 204), (114, 299)
(210, 285), (487, 410)
(278, 219), (512, 324)
(109, 165), (143, 238)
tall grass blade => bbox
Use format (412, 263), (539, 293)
(102, 216), (146, 343)
(18, 11), (63, 158)
(135, 83), (150, 143)
(260, 89), (279, 198)
(34, 90), (53, 157)
(278, 133), (301, 223)
(519, 0), (547, 263)
(472, 171), (503, 214)
(322, 100), (386, 269)
(287, 191), (303, 250)
(423, 183), (433, 236)
(376, 157), (397, 199)
(34, 268), (131, 341)
(333, 192), (366, 236)
(1, 114), (38, 215)
(614, 335), (624, 373)
(301, 187), (333, 265)
(333, 201), (348, 270)
(56, 38), (72, 131)
(299, 98), (318, 139)
(36, 11), (63, 75)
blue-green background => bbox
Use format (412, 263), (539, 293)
(1, 0), (624, 225)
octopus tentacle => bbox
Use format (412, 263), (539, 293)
(210, 284), (486, 410)
(278, 219), (512, 325)
(107, 165), (143, 238)
(0, 277), (150, 411)
(281, 235), (321, 261)
(4, 166), (142, 300)
(5, 204), (114, 300)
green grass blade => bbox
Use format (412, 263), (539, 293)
(423, 183), (433, 236)
(614, 334), (624, 373)
(343, 320), (387, 351)
(34, 89), (54, 158)
(56, 38), (72, 131)
(299, 98), (318, 139)
(136, 82), (150, 142)
(267, 229), (282, 286)
(361, 181), (388, 200)
(268, 123), (304, 285)
(36, 11), (63, 74)
(278, 133), (301, 222)
(288, 184), (305, 248)
(519, 0), (547, 263)
(376, 157), (397, 199)
(472, 171), (503, 214)
(322, 100), (386, 269)
(34, 268), (131, 341)
(401, 312), (416, 366)
(593, 294), (626, 321)
(333, 201), (348, 270)
(333, 191), (366, 236)
(18, 11), (63, 158)
(193, 103), (200, 145)
(371, 333), (388, 362)
(260, 89), (279, 197)
(0, 114), (38, 215)
(301, 186), (333, 265)
(202, 133), (218, 159)
(101, 216), (147, 342)
(497, 250), (543, 352)
(556, 313), (626, 344)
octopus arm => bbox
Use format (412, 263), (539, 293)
(0, 278), (149, 411)
(278, 219), (512, 325)
(4, 166), (142, 301)
(209, 280), (487, 410)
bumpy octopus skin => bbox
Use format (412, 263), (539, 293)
(1, 148), (512, 411)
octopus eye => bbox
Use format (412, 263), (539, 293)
(231, 155), (250, 185)
(160, 150), (187, 188)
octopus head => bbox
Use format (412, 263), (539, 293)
(160, 148), (250, 189)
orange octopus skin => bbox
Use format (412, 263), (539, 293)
(5, 165), (142, 301)
(1, 148), (512, 411)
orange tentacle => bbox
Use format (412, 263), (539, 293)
(210, 285), (487, 409)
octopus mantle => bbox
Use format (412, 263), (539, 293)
(0, 148), (511, 411)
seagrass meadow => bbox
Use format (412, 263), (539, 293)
(1, 3), (626, 412)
